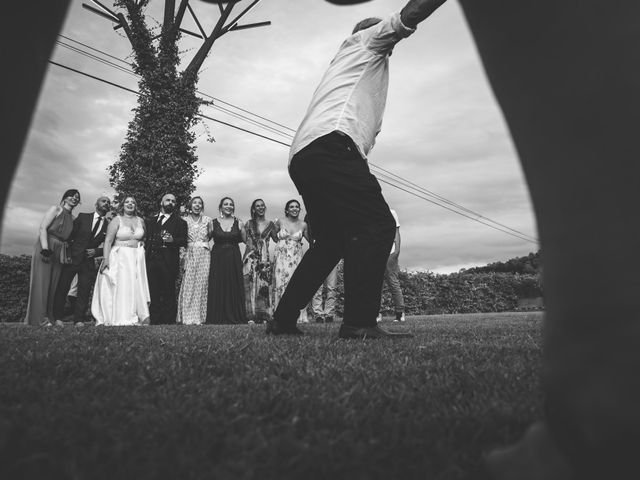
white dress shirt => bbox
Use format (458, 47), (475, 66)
(289, 12), (415, 163)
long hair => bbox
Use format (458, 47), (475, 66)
(249, 198), (265, 232)
(188, 196), (205, 213)
(284, 199), (300, 218)
(116, 196), (141, 218)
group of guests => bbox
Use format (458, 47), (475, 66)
(23, 190), (336, 327)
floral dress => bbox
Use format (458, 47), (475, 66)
(176, 215), (211, 325)
(243, 219), (276, 323)
(272, 227), (308, 323)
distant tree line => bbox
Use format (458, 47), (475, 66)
(461, 251), (541, 275)
(0, 253), (542, 322)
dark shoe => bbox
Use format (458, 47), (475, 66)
(324, 316), (334, 323)
(265, 320), (304, 336)
(338, 324), (413, 339)
(315, 316), (324, 323)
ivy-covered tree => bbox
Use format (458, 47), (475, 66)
(99, 0), (267, 215)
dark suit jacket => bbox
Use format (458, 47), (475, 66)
(145, 213), (188, 275)
(67, 212), (108, 266)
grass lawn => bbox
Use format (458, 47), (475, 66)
(0, 312), (544, 480)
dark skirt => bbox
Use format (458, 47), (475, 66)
(206, 244), (246, 324)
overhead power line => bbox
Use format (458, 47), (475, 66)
(49, 38), (539, 245)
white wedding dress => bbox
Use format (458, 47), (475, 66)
(91, 216), (150, 325)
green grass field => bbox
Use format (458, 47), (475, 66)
(0, 312), (544, 480)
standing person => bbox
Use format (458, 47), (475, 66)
(206, 197), (246, 324)
(145, 193), (188, 325)
(92, 196), (150, 326)
(270, 0), (447, 338)
(52, 196), (110, 326)
(243, 199), (277, 325)
(24, 189), (80, 326)
(176, 196), (212, 325)
(306, 214), (339, 324)
(272, 200), (311, 325)
(376, 208), (405, 323)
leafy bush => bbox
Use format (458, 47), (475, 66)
(0, 254), (31, 322)
(1, 255), (543, 322)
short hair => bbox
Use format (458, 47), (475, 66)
(60, 189), (80, 204)
(188, 196), (205, 212)
(352, 17), (382, 34)
(284, 199), (300, 218)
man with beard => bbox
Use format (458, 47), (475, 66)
(145, 193), (188, 325)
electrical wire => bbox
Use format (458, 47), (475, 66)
(49, 44), (539, 245)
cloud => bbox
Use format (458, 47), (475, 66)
(1, 0), (537, 273)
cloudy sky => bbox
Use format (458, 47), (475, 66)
(0, 0), (538, 273)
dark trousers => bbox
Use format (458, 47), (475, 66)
(52, 258), (97, 323)
(273, 132), (396, 328)
(147, 258), (178, 325)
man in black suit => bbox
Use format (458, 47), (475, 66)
(53, 196), (111, 326)
(145, 193), (187, 325)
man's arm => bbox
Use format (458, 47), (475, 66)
(400, 0), (447, 29)
(393, 227), (401, 256)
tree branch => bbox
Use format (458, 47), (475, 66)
(183, 2), (234, 80)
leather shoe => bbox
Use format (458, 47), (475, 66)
(265, 320), (304, 336)
(338, 324), (413, 339)
(315, 316), (324, 323)
(324, 316), (334, 323)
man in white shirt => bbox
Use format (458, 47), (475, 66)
(268, 0), (446, 339)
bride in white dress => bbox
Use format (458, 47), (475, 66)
(272, 199), (310, 323)
(91, 196), (150, 326)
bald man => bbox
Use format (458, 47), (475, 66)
(52, 196), (111, 326)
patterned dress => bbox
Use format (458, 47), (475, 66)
(206, 218), (246, 324)
(176, 215), (211, 325)
(242, 220), (276, 323)
(273, 227), (308, 323)
(24, 207), (74, 325)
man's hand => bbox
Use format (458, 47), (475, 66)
(400, 0), (447, 29)
(86, 248), (96, 258)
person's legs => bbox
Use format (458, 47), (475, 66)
(275, 132), (393, 329)
(52, 264), (78, 321)
(284, 133), (395, 329)
(385, 254), (404, 320)
(312, 279), (326, 320)
(147, 259), (170, 325)
(323, 265), (339, 321)
(459, 1), (640, 477)
(73, 260), (96, 324)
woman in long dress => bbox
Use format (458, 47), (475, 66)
(91, 196), (150, 326)
(242, 199), (277, 324)
(206, 197), (247, 324)
(176, 196), (212, 325)
(24, 189), (80, 326)
(272, 199), (310, 323)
